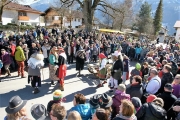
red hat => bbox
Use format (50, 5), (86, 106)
(146, 94), (157, 103)
(99, 53), (106, 59)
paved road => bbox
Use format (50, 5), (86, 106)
(0, 61), (135, 119)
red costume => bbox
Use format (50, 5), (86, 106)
(57, 48), (67, 91)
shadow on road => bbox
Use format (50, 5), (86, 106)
(0, 82), (58, 107)
(64, 86), (97, 103)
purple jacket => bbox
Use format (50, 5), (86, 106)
(112, 90), (130, 115)
(1, 52), (12, 65)
(173, 84), (180, 98)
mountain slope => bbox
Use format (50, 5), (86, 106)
(30, 0), (180, 34)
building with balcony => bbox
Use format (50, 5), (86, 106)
(42, 7), (84, 29)
(2, 2), (44, 26)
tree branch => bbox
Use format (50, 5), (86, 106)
(91, 0), (100, 9)
(60, 0), (75, 7)
(95, 8), (115, 19)
(76, 0), (83, 7)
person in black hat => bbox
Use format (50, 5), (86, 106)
(158, 83), (177, 112)
(31, 104), (47, 120)
(5, 95), (29, 120)
(99, 93), (113, 119)
(89, 94), (101, 116)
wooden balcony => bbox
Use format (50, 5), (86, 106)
(18, 16), (29, 21)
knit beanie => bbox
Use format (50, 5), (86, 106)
(53, 90), (63, 101)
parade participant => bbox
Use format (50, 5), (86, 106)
(27, 51), (44, 94)
(75, 46), (86, 76)
(56, 47), (67, 91)
(49, 46), (59, 85)
(108, 51), (124, 92)
(97, 53), (108, 87)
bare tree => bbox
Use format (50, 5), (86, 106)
(59, 0), (122, 32)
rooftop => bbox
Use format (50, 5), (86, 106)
(4, 2), (43, 14)
(174, 21), (180, 28)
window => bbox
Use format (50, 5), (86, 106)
(20, 22), (25, 25)
(52, 16), (54, 20)
(78, 19), (80, 22)
(74, 18), (76, 21)
(18, 12), (27, 16)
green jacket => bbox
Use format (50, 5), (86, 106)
(15, 46), (26, 61)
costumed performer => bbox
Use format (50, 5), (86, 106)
(75, 47), (86, 76)
(108, 51), (124, 92)
(97, 53), (108, 87)
(49, 46), (59, 85)
(56, 47), (67, 91)
(27, 52), (44, 94)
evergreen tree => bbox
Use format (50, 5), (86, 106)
(153, 0), (163, 35)
(137, 2), (154, 34)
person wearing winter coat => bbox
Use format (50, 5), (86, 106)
(122, 55), (129, 83)
(112, 84), (130, 118)
(128, 45), (135, 61)
(157, 65), (174, 94)
(172, 74), (180, 98)
(113, 100), (137, 120)
(158, 83), (177, 112)
(170, 60), (178, 77)
(15, 42), (26, 78)
(126, 75), (143, 100)
(1, 49), (12, 77)
(69, 93), (92, 120)
(136, 98), (167, 120)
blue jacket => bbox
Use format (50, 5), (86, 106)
(69, 104), (92, 120)
(135, 47), (142, 54)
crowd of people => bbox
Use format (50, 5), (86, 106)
(1, 26), (180, 120)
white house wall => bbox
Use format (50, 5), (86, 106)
(64, 18), (82, 28)
(175, 28), (180, 42)
(2, 10), (18, 25)
(27, 13), (39, 23)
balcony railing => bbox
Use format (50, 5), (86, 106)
(18, 16), (29, 21)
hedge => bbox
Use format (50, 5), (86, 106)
(0, 25), (35, 31)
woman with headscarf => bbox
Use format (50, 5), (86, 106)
(97, 53), (108, 87)
(49, 46), (59, 85)
(75, 46), (86, 76)
(27, 51), (44, 94)
(56, 47), (67, 91)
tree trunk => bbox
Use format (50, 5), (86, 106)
(0, 6), (4, 24)
(82, 0), (94, 32)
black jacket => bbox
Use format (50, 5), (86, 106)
(126, 83), (143, 99)
(158, 92), (177, 111)
(136, 102), (167, 120)
(157, 72), (173, 94)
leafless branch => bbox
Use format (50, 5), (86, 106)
(95, 8), (115, 19)
(91, 0), (100, 9)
